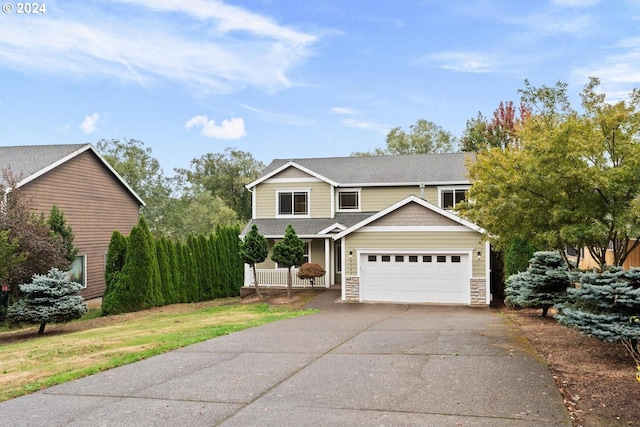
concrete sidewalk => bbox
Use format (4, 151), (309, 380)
(0, 290), (571, 426)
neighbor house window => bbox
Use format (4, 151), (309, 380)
(441, 188), (468, 210)
(70, 255), (87, 288)
(337, 189), (360, 211)
(278, 191), (309, 216)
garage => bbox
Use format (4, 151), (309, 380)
(359, 252), (470, 304)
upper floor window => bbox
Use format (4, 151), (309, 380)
(441, 188), (468, 210)
(278, 190), (308, 216)
(337, 189), (360, 211)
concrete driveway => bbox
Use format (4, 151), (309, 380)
(0, 290), (571, 427)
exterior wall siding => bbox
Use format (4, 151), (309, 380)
(254, 181), (332, 218)
(18, 150), (141, 300)
(343, 231), (485, 278)
(360, 186), (425, 212)
(254, 238), (328, 269)
(370, 203), (460, 227)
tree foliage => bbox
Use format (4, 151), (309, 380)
(0, 170), (71, 299)
(176, 148), (264, 222)
(6, 268), (86, 334)
(271, 224), (304, 298)
(96, 138), (174, 237)
(352, 119), (457, 156)
(239, 224), (268, 295)
(556, 267), (640, 342)
(47, 205), (78, 263)
(462, 101), (530, 153)
(459, 78), (640, 268)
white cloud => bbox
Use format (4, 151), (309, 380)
(341, 118), (389, 135)
(80, 113), (100, 133)
(330, 107), (357, 115)
(0, 1), (318, 94)
(185, 115), (246, 139)
(426, 52), (498, 74)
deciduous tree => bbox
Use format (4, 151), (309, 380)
(352, 119), (457, 156)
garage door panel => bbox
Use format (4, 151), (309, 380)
(360, 253), (469, 304)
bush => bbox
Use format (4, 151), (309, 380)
(6, 268), (86, 334)
(504, 251), (571, 316)
(297, 263), (326, 288)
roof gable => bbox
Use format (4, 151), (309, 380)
(246, 161), (338, 189)
(0, 143), (145, 206)
(333, 195), (484, 239)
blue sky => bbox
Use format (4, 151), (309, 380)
(1, 0), (639, 174)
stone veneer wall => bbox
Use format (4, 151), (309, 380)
(345, 276), (360, 302)
(470, 278), (487, 305)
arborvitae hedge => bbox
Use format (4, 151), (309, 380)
(103, 222), (244, 315)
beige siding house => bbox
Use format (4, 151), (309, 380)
(242, 153), (490, 306)
(0, 144), (144, 301)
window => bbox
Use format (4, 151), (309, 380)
(381, 255), (391, 262)
(437, 256), (447, 263)
(441, 188), (468, 210)
(336, 242), (342, 272)
(278, 191), (308, 216)
(338, 190), (360, 211)
(395, 255), (404, 262)
(409, 255), (418, 263)
(423, 255), (432, 262)
(368, 255), (377, 262)
(451, 256), (461, 263)
(70, 255), (86, 288)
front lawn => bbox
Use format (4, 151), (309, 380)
(0, 296), (316, 402)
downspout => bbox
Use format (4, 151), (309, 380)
(419, 183), (425, 199)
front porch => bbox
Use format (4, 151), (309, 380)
(243, 265), (334, 288)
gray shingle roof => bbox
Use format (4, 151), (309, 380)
(241, 213), (375, 237)
(260, 152), (472, 185)
(0, 144), (89, 186)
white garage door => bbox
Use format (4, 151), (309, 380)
(360, 253), (469, 304)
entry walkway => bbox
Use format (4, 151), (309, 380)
(0, 290), (570, 426)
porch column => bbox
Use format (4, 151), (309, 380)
(324, 238), (330, 288)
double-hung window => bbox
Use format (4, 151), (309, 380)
(278, 190), (309, 216)
(337, 189), (360, 211)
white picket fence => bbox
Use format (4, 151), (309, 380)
(244, 265), (327, 288)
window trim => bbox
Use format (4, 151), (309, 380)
(276, 189), (311, 218)
(336, 188), (361, 212)
(70, 254), (87, 289)
(438, 186), (470, 210)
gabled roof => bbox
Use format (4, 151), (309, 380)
(247, 152), (472, 189)
(333, 195), (484, 240)
(0, 143), (145, 206)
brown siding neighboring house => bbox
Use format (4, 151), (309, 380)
(0, 144), (144, 301)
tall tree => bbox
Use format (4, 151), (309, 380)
(459, 78), (640, 268)
(462, 101), (530, 153)
(239, 224), (268, 296)
(271, 225), (304, 298)
(177, 148), (264, 221)
(352, 119), (457, 156)
(96, 139), (174, 237)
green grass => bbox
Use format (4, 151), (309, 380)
(0, 300), (316, 402)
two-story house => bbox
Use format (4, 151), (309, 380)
(242, 153), (490, 306)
